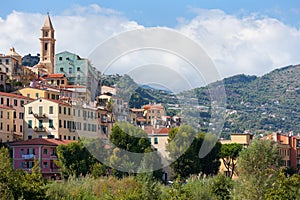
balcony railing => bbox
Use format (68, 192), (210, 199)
(34, 126), (46, 132)
(33, 113), (48, 118)
(21, 154), (35, 160)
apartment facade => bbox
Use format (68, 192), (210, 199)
(18, 87), (60, 100)
(55, 51), (101, 101)
(10, 138), (75, 179)
(0, 92), (33, 142)
(24, 98), (99, 140)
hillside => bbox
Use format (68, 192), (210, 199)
(102, 64), (300, 136)
(191, 64), (300, 136)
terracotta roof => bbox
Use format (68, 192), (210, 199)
(130, 108), (144, 112)
(63, 85), (86, 88)
(44, 74), (65, 79)
(136, 117), (146, 122)
(0, 92), (34, 100)
(143, 126), (169, 135)
(10, 138), (76, 146)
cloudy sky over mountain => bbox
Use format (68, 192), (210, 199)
(1, 1), (300, 86)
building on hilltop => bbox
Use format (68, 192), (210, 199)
(0, 47), (23, 81)
(55, 51), (101, 101)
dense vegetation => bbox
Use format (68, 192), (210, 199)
(2, 136), (300, 200)
(103, 64), (300, 137)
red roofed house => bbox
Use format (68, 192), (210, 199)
(42, 73), (68, 87)
(10, 138), (76, 179)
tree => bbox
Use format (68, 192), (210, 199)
(109, 122), (163, 178)
(234, 139), (280, 199)
(0, 147), (15, 199)
(264, 168), (300, 200)
(56, 140), (98, 178)
(166, 125), (221, 179)
(220, 143), (243, 178)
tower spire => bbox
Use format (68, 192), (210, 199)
(39, 13), (55, 74)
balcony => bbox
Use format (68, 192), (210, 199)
(21, 154), (35, 160)
(34, 126), (46, 132)
(33, 113), (47, 118)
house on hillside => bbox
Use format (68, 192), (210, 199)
(10, 138), (76, 179)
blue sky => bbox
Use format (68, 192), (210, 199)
(1, 0), (300, 81)
(1, 0), (300, 27)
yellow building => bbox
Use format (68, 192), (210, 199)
(0, 105), (15, 142)
(18, 87), (60, 100)
(24, 98), (98, 140)
(219, 133), (253, 178)
(143, 104), (165, 125)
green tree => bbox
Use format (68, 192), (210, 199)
(234, 139), (280, 200)
(264, 168), (300, 200)
(0, 147), (15, 199)
(18, 160), (47, 200)
(56, 140), (97, 178)
(220, 143), (243, 178)
(166, 125), (221, 179)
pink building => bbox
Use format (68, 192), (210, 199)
(10, 138), (75, 179)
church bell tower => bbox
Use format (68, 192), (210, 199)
(39, 13), (55, 74)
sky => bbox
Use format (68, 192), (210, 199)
(1, 0), (300, 86)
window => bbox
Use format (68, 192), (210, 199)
(7, 112), (9, 119)
(49, 119), (53, 128)
(77, 67), (80, 71)
(7, 124), (9, 131)
(0, 122), (3, 130)
(20, 149), (24, 155)
(14, 99), (17, 106)
(60, 67), (64, 72)
(73, 136), (76, 140)
(59, 106), (62, 114)
(20, 125), (22, 133)
(68, 67), (73, 74)
(39, 106), (43, 116)
(44, 31), (48, 37)
(63, 120), (66, 128)
(154, 137), (158, 144)
(6, 98), (9, 106)
(78, 110), (80, 117)
(28, 107), (33, 114)
(13, 111), (16, 119)
(59, 120), (62, 128)
(0, 98), (3, 104)
(73, 109), (76, 116)
(13, 125), (16, 132)
(0, 59), (1, 64)
(5, 59), (9, 64)
(61, 80), (64, 84)
(35, 93), (39, 98)
(43, 149), (48, 155)
(19, 112), (24, 119)
(44, 43), (48, 51)
(51, 94), (55, 99)
(27, 93), (30, 98)
(6, 68), (8, 73)
(63, 107), (66, 115)
(28, 135), (32, 140)
(64, 135), (66, 140)
(20, 100), (24, 107)
(43, 162), (48, 169)
(68, 108), (71, 115)
(59, 57), (62, 61)
(49, 106), (53, 114)
(68, 136), (71, 140)
(0, 111), (2, 118)
(28, 120), (32, 128)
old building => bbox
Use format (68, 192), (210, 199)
(55, 51), (100, 101)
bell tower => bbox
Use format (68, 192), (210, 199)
(39, 13), (55, 74)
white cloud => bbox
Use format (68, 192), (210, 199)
(0, 5), (300, 81)
(177, 9), (300, 77)
(0, 5), (143, 57)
